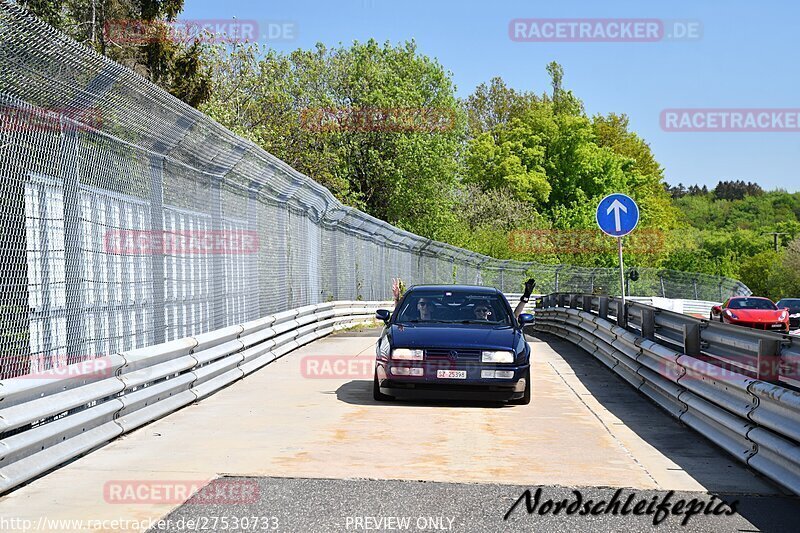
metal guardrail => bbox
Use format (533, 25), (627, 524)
(0, 300), (388, 494)
(535, 293), (800, 495)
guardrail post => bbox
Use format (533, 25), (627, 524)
(683, 323), (702, 357)
(641, 308), (656, 340)
(582, 295), (593, 313)
(559, 294), (569, 307)
(599, 297), (609, 320)
(757, 338), (782, 383)
(569, 294), (580, 309)
(616, 300), (627, 328)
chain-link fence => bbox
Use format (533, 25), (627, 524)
(0, 1), (750, 378)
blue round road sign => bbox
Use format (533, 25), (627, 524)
(596, 194), (640, 237)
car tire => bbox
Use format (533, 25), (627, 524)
(509, 368), (531, 406)
(373, 369), (393, 402)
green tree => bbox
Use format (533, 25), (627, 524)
(461, 64), (678, 268)
(19, 0), (212, 107)
(202, 39), (464, 240)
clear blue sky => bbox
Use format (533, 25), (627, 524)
(182, 0), (800, 192)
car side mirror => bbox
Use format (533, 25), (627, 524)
(518, 313), (535, 327)
(375, 309), (391, 323)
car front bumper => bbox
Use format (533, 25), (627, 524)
(726, 319), (789, 332)
(376, 361), (528, 401)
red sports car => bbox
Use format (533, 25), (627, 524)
(710, 297), (790, 333)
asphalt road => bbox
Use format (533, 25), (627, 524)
(150, 476), (800, 533)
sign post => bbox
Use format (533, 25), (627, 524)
(596, 194), (640, 305)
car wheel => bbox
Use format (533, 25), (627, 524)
(509, 368), (531, 406)
(373, 369), (393, 402)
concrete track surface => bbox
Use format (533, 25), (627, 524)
(0, 329), (797, 532)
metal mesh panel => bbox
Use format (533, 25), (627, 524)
(0, 1), (751, 378)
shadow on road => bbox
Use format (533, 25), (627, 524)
(335, 379), (508, 409)
(533, 332), (800, 533)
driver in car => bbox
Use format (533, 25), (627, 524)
(472, 304), (492, 321)
(416, 298), (433, 321)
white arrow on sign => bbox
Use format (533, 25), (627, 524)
(607, 199), (628, 233)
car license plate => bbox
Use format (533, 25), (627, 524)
(437, 370), (467, 379)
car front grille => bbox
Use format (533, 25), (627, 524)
(424, 348), (482, 361)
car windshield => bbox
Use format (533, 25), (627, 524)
(395, 290), (512, 325)
(728, 298), (777, 310)
(776, 299), (800, 310)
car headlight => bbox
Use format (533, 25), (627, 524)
(392, 348), (424, 361)
(481, 350), (514, 363)
(725, 310), (739, 320)
(780, 311), (789, 321)
(379, 337), (391, 357)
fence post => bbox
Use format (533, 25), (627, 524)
(599, 297), (609, 320)
(684, 323), (702, 357)
(569, 294), (580, 308)
(210, 175), (225, 330)
(61, 123), (85, 364)
(149, 155), (166, 345)
(757, 338), (782, 383)
(582, 295), (593, 313)
(247, 180), (263, 318)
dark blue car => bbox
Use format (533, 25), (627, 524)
(373, 285), (534, 404)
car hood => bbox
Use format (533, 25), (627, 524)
(390, 323), (518, 351)
(727, 309), (785, 322)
